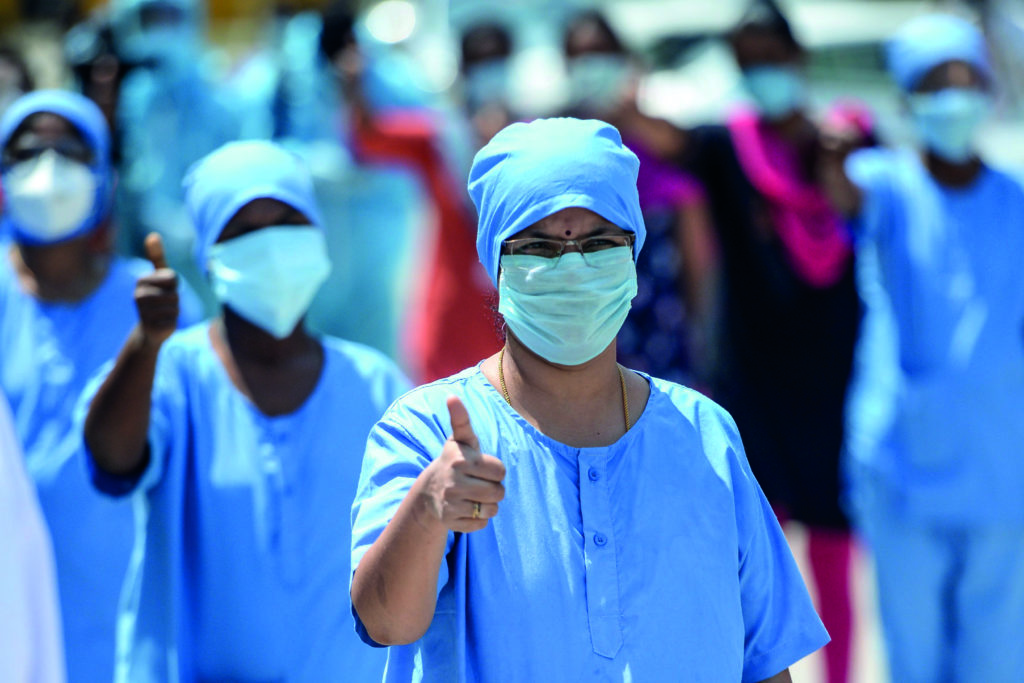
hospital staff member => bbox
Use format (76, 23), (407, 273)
(0, 89), (203, 683)
(350, 118), (829, 682)
(81, 140), (410, 682)
(823, 14), (1024, 682)
(109, 0), (241, 305)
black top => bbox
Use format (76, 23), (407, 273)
(682, 124), (861, 528)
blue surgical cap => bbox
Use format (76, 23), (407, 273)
(469, 117), (646, 286)
(183, 140), (323, 274)
(0, 89), (113, 244)
(887, 14), (993, 92)
(109, 0), (200, 23)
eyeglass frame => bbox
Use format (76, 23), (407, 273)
(500, 232), (635, 260)
(2, 139), (96, 168)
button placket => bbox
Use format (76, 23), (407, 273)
(258, 435), (284, 550)
(577, 451), (623, 659)
(269, 423), (303, 586)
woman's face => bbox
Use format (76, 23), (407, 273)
(216, 198), (312, 244)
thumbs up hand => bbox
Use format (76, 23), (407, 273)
(418, 396), (506, 533)
(134, 232), (179, 349)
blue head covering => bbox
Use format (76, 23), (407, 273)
(887, 14), (993, 92)
(183, 140), (323, 274)
(0, 89), (113, 244)
(110, 0), (203, 63)
(469, 117), (646, 285)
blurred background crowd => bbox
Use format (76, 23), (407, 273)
(1, 0), (1023, 682)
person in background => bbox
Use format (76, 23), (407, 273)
(108, 0), (240, 307)
(0, 390), (65, 683)
(0, 90), (203, 683)
(562, 9), (718, 387)
(327, 2), (502, 382)
(459, 21), (517, 146)
(0, 45), (33, 117)
(81, 140), (410, 682)
(213, 3), (427, 360)
(0, 44), (33, 221)
(350, 116), (828, 682)
(823, 13), (1024, 682)
(673, 3), (862, 681)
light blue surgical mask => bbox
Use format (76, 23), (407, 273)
(464, 58), (511, 110)
(741, 65), (805, 120)
(908, 88), (991, 163)
(207, 226), (331, 339)
(498, 247), (637, 365)
(567, 54), (631, 112)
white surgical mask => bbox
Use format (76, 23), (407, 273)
(207, 226), (331, 339)
(498, 247), (637, 366)
(741, 65), (805, 120)
(908, 88), (991, 163)
(3, 150), (98, 243)
(567, 54), (631, 112)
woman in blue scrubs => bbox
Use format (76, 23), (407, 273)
(82, 140), (410, 682)
(0, 90), (203, 683)
(350, 118), (829, 682)
(824, 14), (1024, 682)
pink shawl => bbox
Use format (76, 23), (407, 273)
(727, 108), (851, 288)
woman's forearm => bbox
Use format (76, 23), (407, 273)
(351, 474), (452, 646)
(83, 325), (161, 477)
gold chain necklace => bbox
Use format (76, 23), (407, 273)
(498, 347), (631, 431)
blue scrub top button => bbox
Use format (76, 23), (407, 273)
(593, 533), (607, 547)
(587, 467), (600, 481)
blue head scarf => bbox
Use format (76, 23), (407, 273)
(0, 89), (113, 244)
(469, 117), (646, 286)
(183, 140), (323, 275)
(887, 14), (993, 92)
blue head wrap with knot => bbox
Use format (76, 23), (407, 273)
(0, 89), (113, 244)
(183, 140), (323, 275)
(887, 14), (993, 92)
(469, 117), (646, 286)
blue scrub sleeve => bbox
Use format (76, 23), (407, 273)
(77, 341), (182, 497)
(704, 410), (831, 682)
(350, 396), (456, 646)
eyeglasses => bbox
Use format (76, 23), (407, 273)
(501, 233), (635, 260)
(3, 140), (95, 167)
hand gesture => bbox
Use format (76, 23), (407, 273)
(419, 396), (506, 533)
(818, 104), (872, 168)
(134, 232), (179, 349)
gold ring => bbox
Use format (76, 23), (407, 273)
(472, 501), (481, 519)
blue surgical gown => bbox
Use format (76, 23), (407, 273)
(0, 254), (202, 683)
(845, 148), (1024, 525)
(351, 366), (829, 682)
(81, 323), (410, 682)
